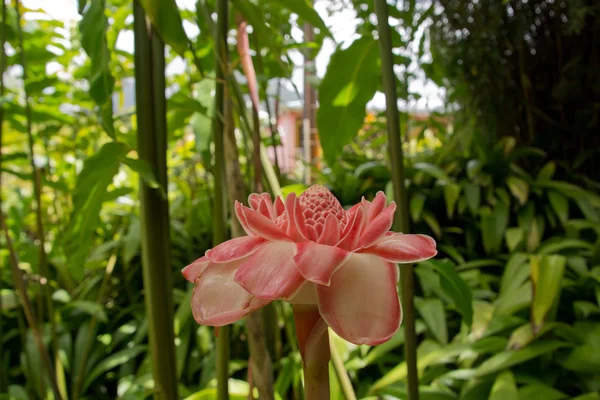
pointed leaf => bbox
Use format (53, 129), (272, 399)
(138, 0), (189, 57)
(531, 255), (566, 332)
(317, 37), (380, 165)
(421, 259), (473, 326)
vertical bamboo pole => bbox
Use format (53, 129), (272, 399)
(14, 0), (51, 322)
(133, 3), (178, 399)
(302, 2), (316, 185)
(213, 0), (230, 399)
(374, 0), (419, 399)
(0, 0), (8, 392)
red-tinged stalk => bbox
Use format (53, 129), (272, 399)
(293, 306), (330, 400)
(236, 15), (263, 192)
(133, 2), (179, 398)
(374, 0), (419, 399)
(234, 15), (277, 400)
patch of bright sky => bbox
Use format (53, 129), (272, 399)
(23, 0), (444, 111)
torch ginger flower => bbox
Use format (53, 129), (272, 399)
(182, 185), (437, 345)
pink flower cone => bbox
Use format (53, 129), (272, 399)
(182, 185), (437, 345)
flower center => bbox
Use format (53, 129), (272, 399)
(299, 185), (348, 238)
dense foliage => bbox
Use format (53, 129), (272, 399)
(1, 0), (599, 399)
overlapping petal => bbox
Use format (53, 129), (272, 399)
(317, 253), (402, 345)
(293, 242), (351, 285)
(358, 202), (397, 248)
(361, 233), (437, 263)
(237, 201), (291, 242)
(205, 235), (265, 263)
(182, 256), (211, 282)
(234, 241), (305, 299)
(191, 259), (270, 326)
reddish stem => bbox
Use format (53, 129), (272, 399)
(293, 306), (330, 400)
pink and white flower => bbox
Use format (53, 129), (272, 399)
(182, 185), (437, 345)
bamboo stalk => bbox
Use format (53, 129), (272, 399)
(0, 0), (8, 392)
(213, 0), (230, 399)
(373, 0), (419, 399)
(14, 0), (52, 323)
(133, 3), (179, 399)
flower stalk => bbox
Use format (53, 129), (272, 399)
(374, 0), (419, 399)
(293, 306), (330, 400)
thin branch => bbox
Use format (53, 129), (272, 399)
(374, 0), (419, 399)
(0, 212), (63, 400)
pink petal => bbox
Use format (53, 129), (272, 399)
(317, 253), (402, 345)
(274, 196), (285, 217)
(205, 236), (266, 263)
(358, 203), (396, 248)
(293, 242), (351, 285)
(361, 233), (437, 263)
(367, 191), (387, 222)
(338, 206), (366, 250)
(241, 206), (291, 241)
(234, 241), (305, 299)
(249, 193), (276, 219)
(317, 214), (340, 245)
(284, 193), (308, 241)
(182, 256), (211, 282)
(191, 259), (270, 326)
(235, 201), (255, 236)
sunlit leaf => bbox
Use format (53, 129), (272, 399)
(317, 36), (380, 165)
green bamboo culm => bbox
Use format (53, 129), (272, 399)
(213, 0), (230, 399)
(133, 3), (179, 399)
(0, 0), (8, 392)
(373, 0), (419, 399)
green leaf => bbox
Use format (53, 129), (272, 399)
(416, 298), (448, 345)
(370, 342), (473, 393)
(495, 282), (532, 316)
(506, 176), (529, 205)
(64, 141), (128, 280)
(536, 161), (556, 181)
(471, 301), (494, 339)
(264, 0), (331, 38)
(475, 340), (570, 377)
(499, 253), (529, 297)
(317, 37), (380, 165)
(83, 345), (147, 391)
(463, 182), (481, 215)
(139, 0), (189, 57)
(571, 394), (600, 400)
(561, 345), (600, 374)
(65, 300), (108, 322)
(517, 384), (567, 400)
(531, 255), (566, 332)
(537, 181), (600, 208)
(79, 0), (115, 137)
(421, 259), (473, 326)
(505, 227), (524, 252)
(121, 157), (164, 194)
(489, 370), (518, 400)
(410, 192), (426, 222)
(423, 210), (442, 238)
(443, 183), (461, 219)
(481, 201), (509, 255)
(547, 191), (569, 225)
(413, 162), (450, 181)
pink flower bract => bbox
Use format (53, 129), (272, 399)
(182, 185), (437, 345)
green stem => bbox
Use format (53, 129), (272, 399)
(213, 0), (230, 399)
(0, 0), (7, 392)
(133, 3), (179, 399)
(373, 0), (419, 399)
(329, 337), (357, 400)
(0, 212), (63, 400)
(15, 0), (52, 325)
